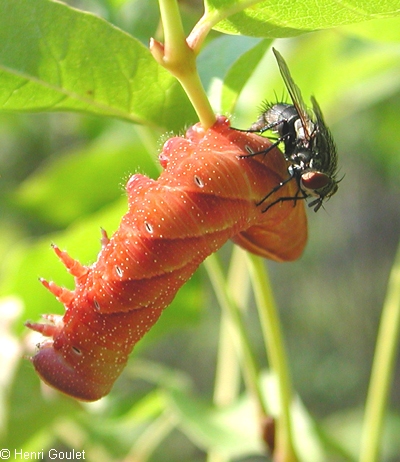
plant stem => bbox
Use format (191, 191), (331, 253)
(246, 253), (297, 462)
(188, 0), (262, 53)
(151, 0), (215, 128)
(124, 411), (176, 462)
(206, 247), (250, 462)
(212, 247), (249, 407)
(359, 240), (400, 462)
(204, 252), (268, 418)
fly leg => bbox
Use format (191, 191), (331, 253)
(257, 171), (308, 213)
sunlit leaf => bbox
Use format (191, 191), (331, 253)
(340, 16), (400, 42)
(0, 0), (195, 131)
(221, 38), (272, 113)
(205, 0), (400, 37)
(198, 35), (268, 112)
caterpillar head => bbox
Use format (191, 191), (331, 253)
(26, 315), (128, 401)
(28, 339), (114, 401)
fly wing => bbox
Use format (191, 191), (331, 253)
(272, 48), (314, 141)
(311, 96), (338, 176)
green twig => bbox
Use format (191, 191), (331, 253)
(246, 253), (297, 462)
(206, 247), (250, 462)
(211, 246), (249, 407)
(187, 0), (263, 53)
(204, 252), (268, 418)
(359, 241), (400, 462)
(151, 0), (215, 128)
(124, 411), (176, 462)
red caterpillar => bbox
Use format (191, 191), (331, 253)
(26, 116), (307, 401)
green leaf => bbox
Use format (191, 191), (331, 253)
(233, 32), (400, 129)
(0, 0), (196, 131)
(221, 38), (272, 113)
(11, 125), (159, 228)
(205, 0), (400, 37)
(165, 373), (326, 460)
(167, 387), (264, 458)
(198, 35), (262, 91)
(322, 408), (400, 461)
(340, 16), (400, 42)
(197, 35), (271, 113)
(75, 390), (169, 458)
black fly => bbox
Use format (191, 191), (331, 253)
(238, 48), (339, 212)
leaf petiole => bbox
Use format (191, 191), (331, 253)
(151, 0), (215, 128)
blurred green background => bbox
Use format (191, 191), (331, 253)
(0, 0), (400, 461)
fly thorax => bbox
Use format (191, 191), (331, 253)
(294, 118), (314, 141)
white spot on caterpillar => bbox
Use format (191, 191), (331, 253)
(194, 175), (204, 188)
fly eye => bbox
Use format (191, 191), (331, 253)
(301, 171), (330, 192)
